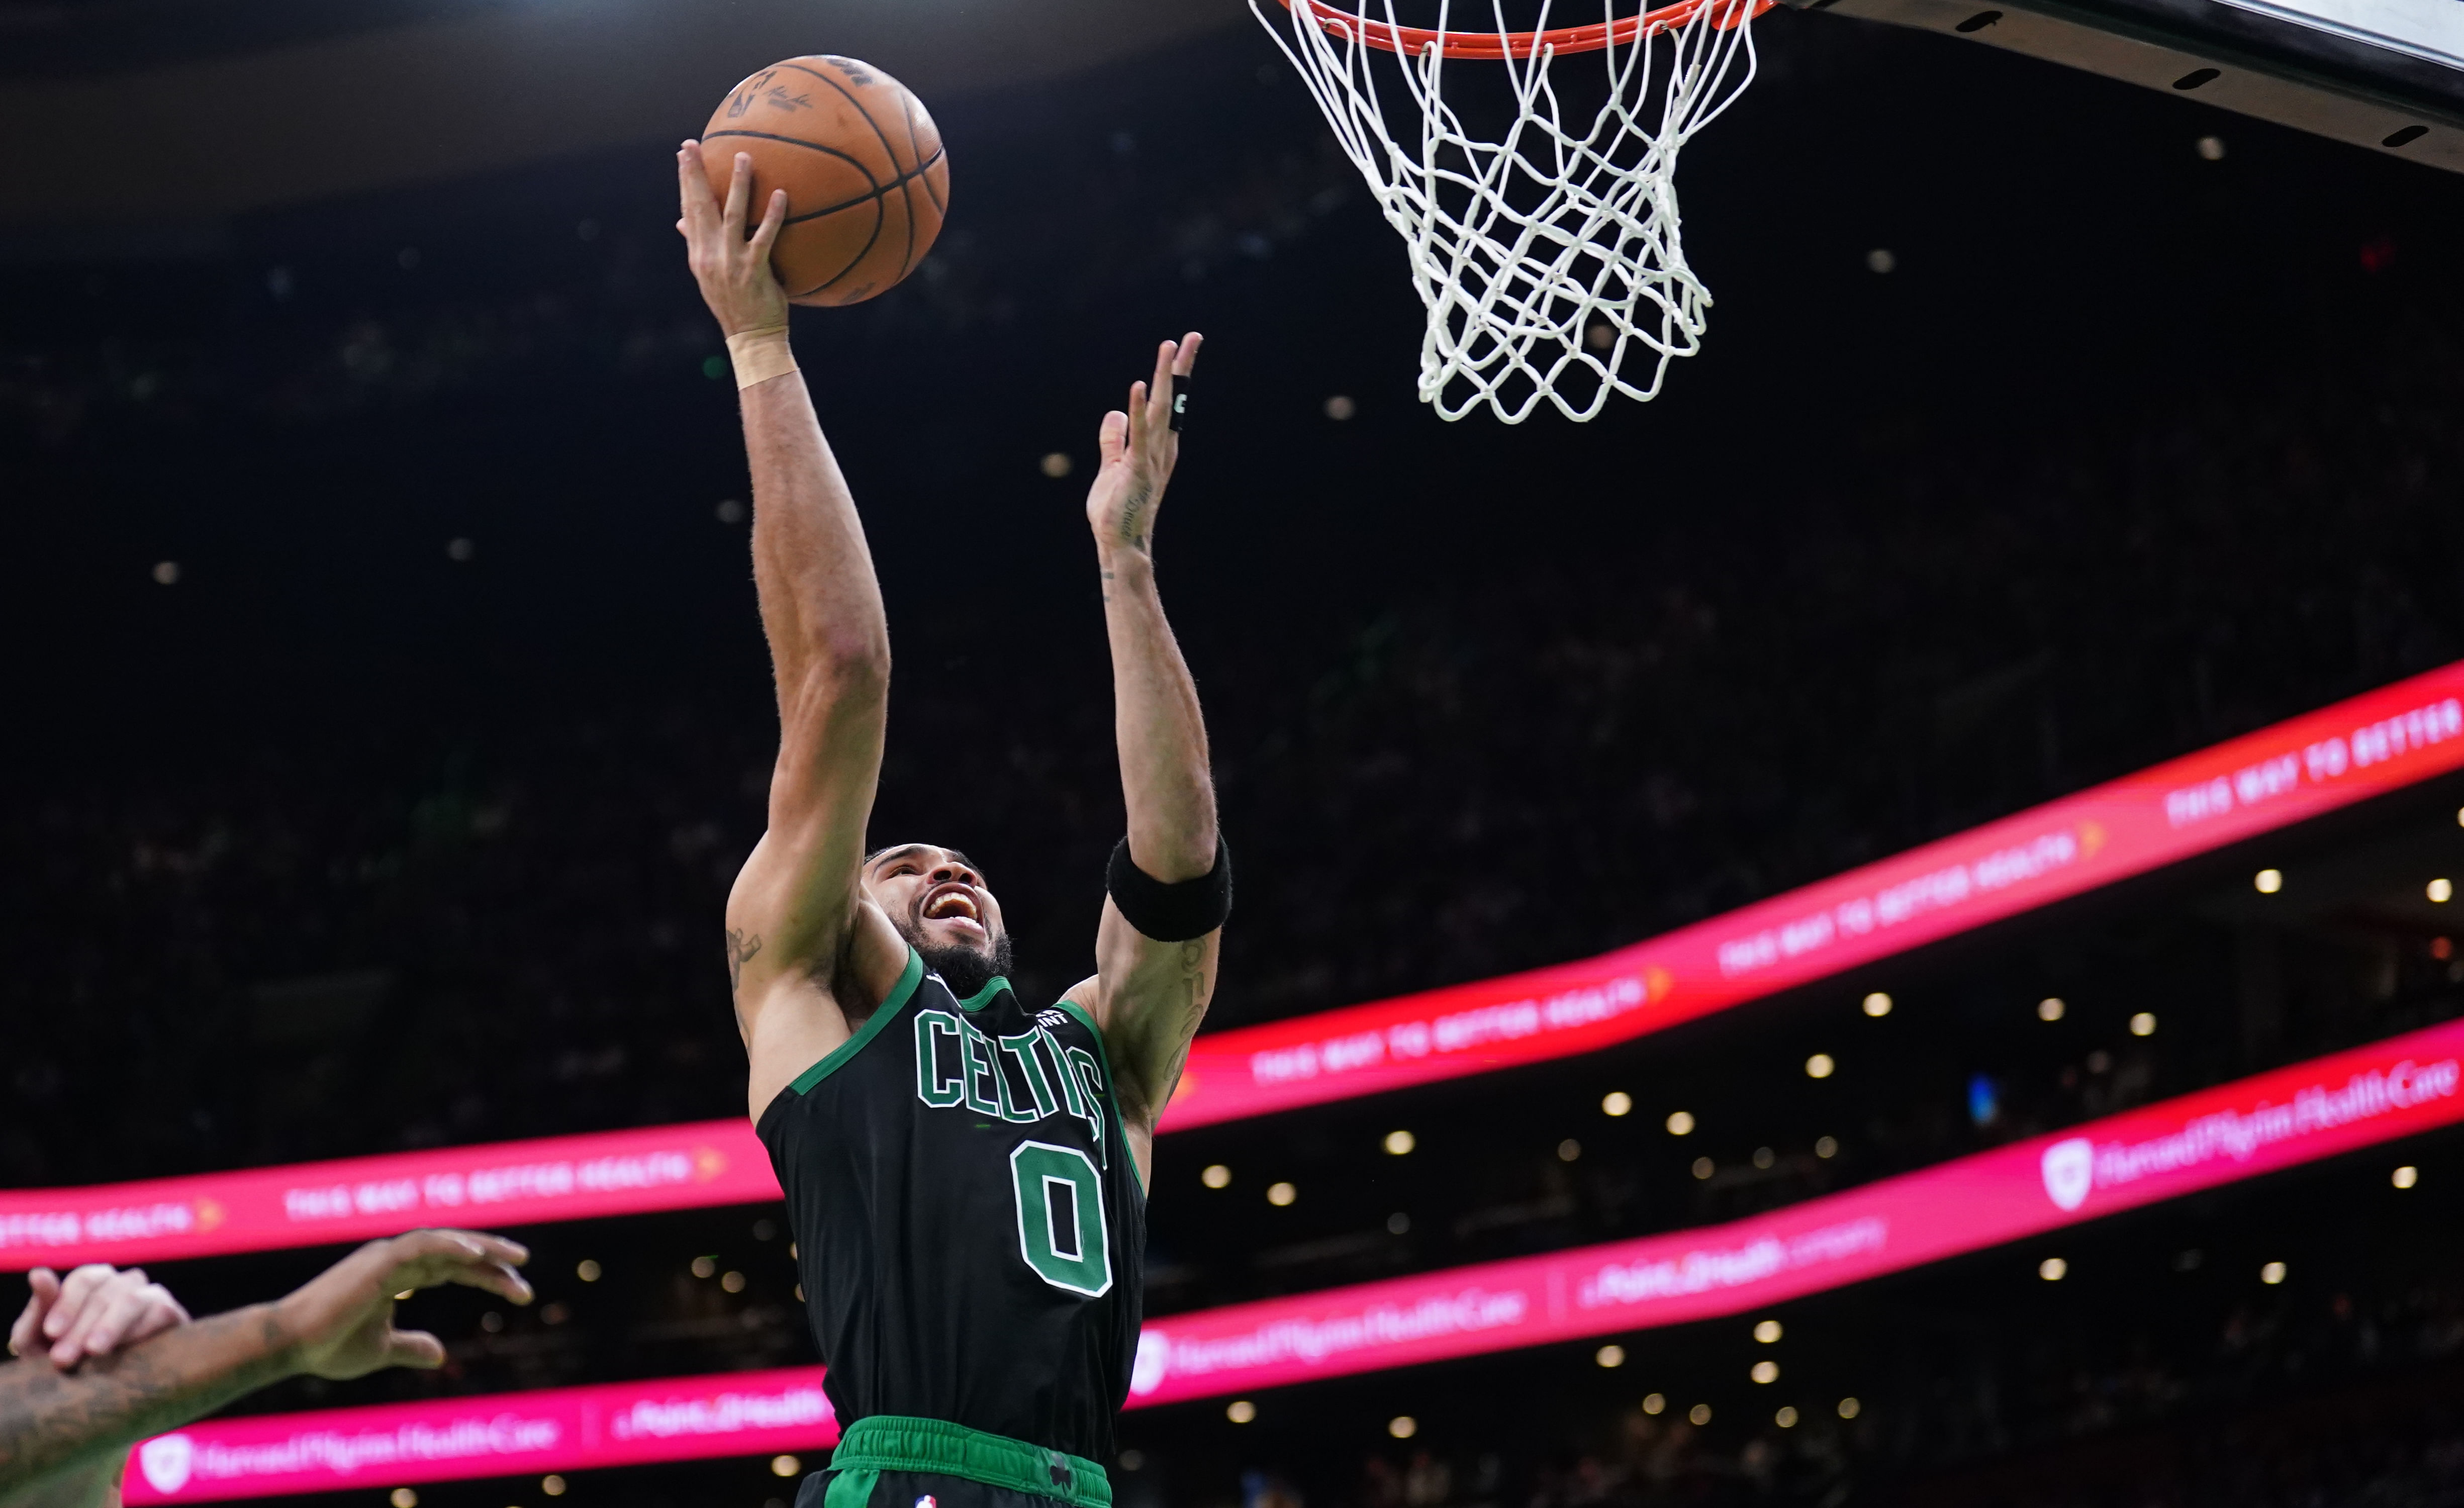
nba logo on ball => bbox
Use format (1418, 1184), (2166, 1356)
(2040, 1138), (2095, 1212)
(138, 1435), (194, 1494)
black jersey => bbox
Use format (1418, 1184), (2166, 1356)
(755, 947), (1147, 1462)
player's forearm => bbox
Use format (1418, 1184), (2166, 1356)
(1099, 546), (1215, 880)
(0, 1305), (296, 1491)
(741, 373), (891, 701)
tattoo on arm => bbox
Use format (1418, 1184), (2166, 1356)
(725, 929), (764, 996)
(1135, 939), (1213, 1124)
(0, 1309), (289, 1492)
(1178, 939), (1209, 1028)
(724, 929), (766, 1040)
(1116, 488), (1152, 551)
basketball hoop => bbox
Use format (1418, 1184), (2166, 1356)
(1255, 0), (1773, 422)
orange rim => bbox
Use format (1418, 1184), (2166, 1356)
(1278, 0), (1770, 58)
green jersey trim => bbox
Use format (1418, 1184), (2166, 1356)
(1050, 997), (1147, 1196)
(955, 975), (1013, 1013)
(830, 1414), (1111, 1507)
(788, 947), (925, 1096)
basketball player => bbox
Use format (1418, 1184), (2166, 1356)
(678, 144), (1228, 1508)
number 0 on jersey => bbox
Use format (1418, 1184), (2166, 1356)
(1011, 1141), (1113, 1296)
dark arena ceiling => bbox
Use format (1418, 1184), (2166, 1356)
(0, 0), (1245, 231)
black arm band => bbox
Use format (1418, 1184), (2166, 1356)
(1107, 837), (1232, 941)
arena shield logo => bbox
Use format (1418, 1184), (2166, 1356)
(2040, 1138), (2095, 1212)
(137, 1434), (194, 1495)
(1130, 1328), (1172, 1396)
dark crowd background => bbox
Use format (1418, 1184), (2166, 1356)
(8, 8), (2464, 1506)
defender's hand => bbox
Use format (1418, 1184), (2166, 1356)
(677, 142), (791, 338)
(1086, 334), (1202, 557)
(10, 1265), (190, 1369)
(275, 1230), (532, 1381)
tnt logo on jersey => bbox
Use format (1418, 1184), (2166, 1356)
(912, 1006), (1107, 1157)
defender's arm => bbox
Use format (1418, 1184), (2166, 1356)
(0, 1304), (298, 1497)
(4, 1266), (192, 1508)
(677, 143), (908, 1117)
(0, 1233), (528, 1499)
(1069, 336), (1221, 1180)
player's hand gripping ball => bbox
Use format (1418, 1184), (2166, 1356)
(700, 57), (949, 306)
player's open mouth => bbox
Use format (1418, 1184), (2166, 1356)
(922, 885), (984, 933)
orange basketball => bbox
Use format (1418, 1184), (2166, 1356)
(700, 57), (949, 307)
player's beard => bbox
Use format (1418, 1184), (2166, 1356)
(912, 927), (1015, 1000)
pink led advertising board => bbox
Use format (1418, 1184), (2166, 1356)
(14, 662), (2464, 1272)
(0, 1123), (776, 1273)
(118, 1016), (2464, 1501)
(1163, 661), (2464, 1128)
(118, 1367), (839, 1504)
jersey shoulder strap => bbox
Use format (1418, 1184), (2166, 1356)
(756, 946), (927, 1139)
(793, 945), (926, 1093)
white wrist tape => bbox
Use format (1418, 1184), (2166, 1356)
(726, 327), (797, 390)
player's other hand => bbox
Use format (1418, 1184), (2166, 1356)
(9, 1264), (191, 1370)
(677, 141), (792, 338)
(1087, 333), (1202, 558)
(275, 1229), (532, 1381)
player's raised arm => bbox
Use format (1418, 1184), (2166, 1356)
(677, 143), (908, 1117)
(1068, 334), (1228, 1181)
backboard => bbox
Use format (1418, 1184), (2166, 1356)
(1800, 0), (2464, 170)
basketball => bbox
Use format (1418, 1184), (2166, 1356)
(700, 56), (949, 307)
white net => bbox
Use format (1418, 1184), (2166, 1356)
(1253, 0), (1765, 422)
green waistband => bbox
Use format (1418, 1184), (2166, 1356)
(831, 1416), (1111, 1508)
